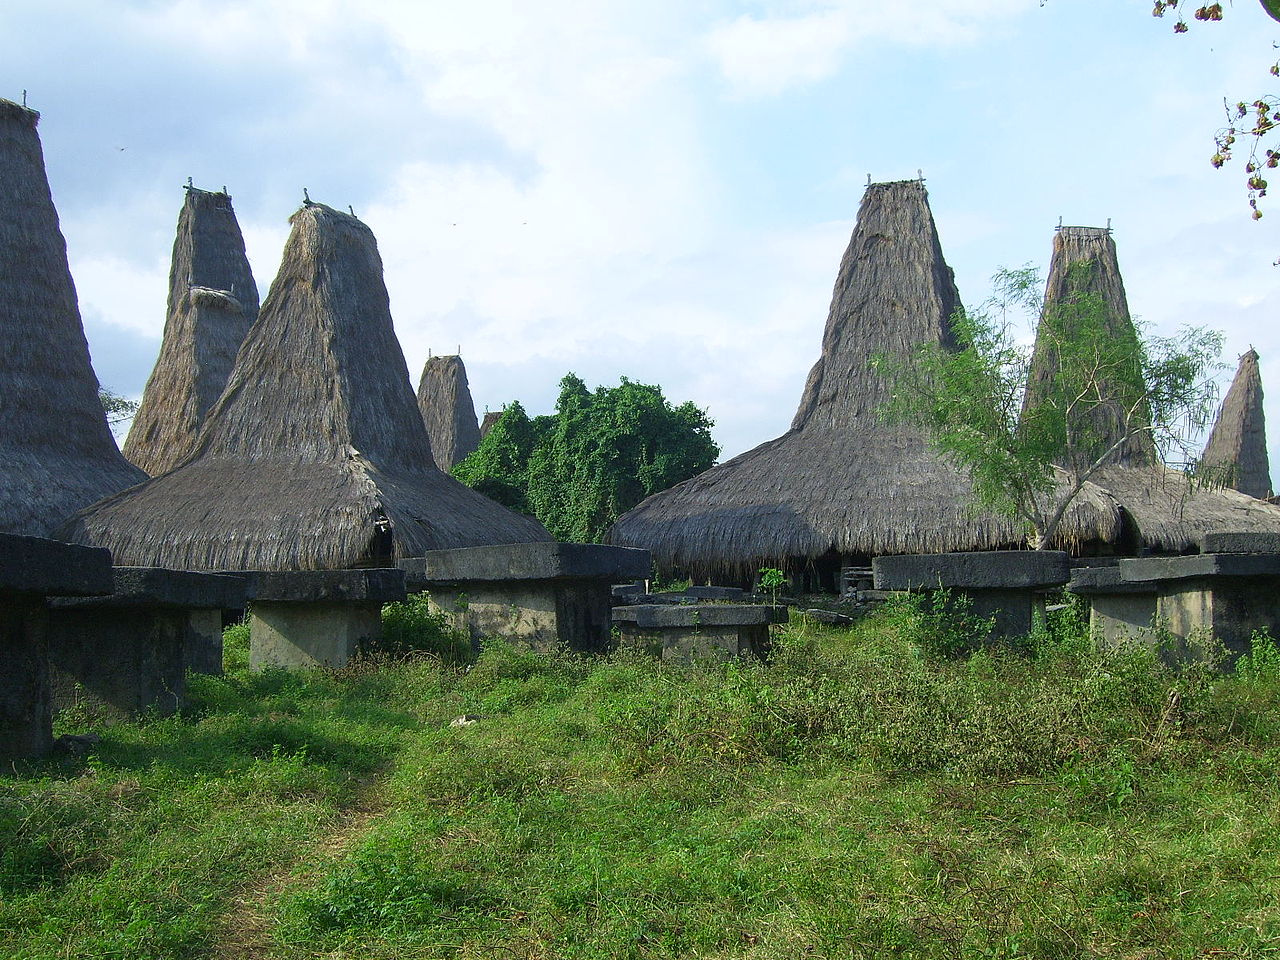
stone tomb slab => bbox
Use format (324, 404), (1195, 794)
(1067, 565), (1159, 649)
(247, 569), (406, 670)
(1119, 553), (1280, 662)
(874, 551), (1071, 640)
(0, 534), (112, 760)
(612, 603), (787, 660)
(47, 567), (247, 720)
(401, 543), (651, 654)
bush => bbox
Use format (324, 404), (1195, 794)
(222, 619), (250, 673)
(378, 593), (473, 665)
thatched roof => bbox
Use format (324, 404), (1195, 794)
(123, 186), (259, 476)
(0, 98), (146, 537)
(609, 180), (1131, 575)
(1199, 349), (1272, 499)
(480, 409), (503, 439)
(1023, 226), (1156, 469)
(416, 355), (481, 472)
(61, 202), (550, 570)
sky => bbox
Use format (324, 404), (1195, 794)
(2, 0), (1278, 472)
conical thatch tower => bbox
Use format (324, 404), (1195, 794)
(1200, 349), (1272, 499)
(480, 409), (503, 439)
(609, 180), (1057, 578)
(1023, 226), (1156, 469)
(123, 186), (259, 475)
(417, 354), (481, 472)
(62, 202), (550, 570)
(0, 98), (146, 536)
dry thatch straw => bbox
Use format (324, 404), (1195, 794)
(123, 186), (259, 476)
(62, 202), (550, 570)
(416, 354), (481, 472)
(1024, 225), (1156, 469)
(0, 98), (146, 537)
(609, 180), (1130, 578)
(480, 409), (503, 439)
(1199, 348), (1272, 499)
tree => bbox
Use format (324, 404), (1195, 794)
(453, 374), (720, 542)
(98, 387), (138, 426)
(1149, 1), (1280, 220)
(873, 266), (1223, 549)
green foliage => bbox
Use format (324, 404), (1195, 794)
(877, 589), (996, 659)
(377, 592), (473, 664)
(874, 264), (1223, 547)
(758, 566), (786, 606)
(222, 619), (250, 673)
(453, 374), (719, 542)
(97, 387), (138, 426)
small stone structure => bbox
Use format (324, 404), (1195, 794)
(1066, 565), (1158, 647)
(47, 567), (246, 720)
(248, 569), (406, 669)
(0, 534), (112, 760)
(1118, 532), (1280, 662)
(873, 551), (1071, 640)
(401, 542), (651, 653)
(612, 603), (787, 660)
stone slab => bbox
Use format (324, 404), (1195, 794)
(428, 579), (614, 654)
(1200, 532), (1280, 554)
(0, 533), (112, 597)
(873, 551), (1070, 591)
(1068, 566), (1159, 596)
(0, 601), (52, 760)
(400, 542), (650, 587)
(246, 568), (405, 604)
(611, 582), (645, 597)
(685, 586), (745, 600)
(1120, 554), (1280, 583)
(612, 604), (787, 629)
(50, 567), (246, 610)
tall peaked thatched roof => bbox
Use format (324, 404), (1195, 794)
(62, 202), (550, 570)
(1200, 349), (1272, 499)
(480, 409), (503, 439)
(610, 180), (1111, 574)
(1024, 225), (1156, 469)
(0, 98), (146, 537)
(123, 186), (259, 476)
(417, 354), (482, 472)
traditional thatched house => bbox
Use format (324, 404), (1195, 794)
(123, 186), (259, 475)
(1199, 349), (1272, 499)
(1024, 227), (1280, 548)
(416, 354), (482, 472)
(610, 180), (1059, 585)
(0, 98), (146, 536)
(1024, 225), (1156, 469)
(62, 202), (550, 570)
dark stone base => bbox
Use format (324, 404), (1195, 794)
(0, 598), (52, 761)
(47, 608), (187, 720)
(428, 581), (614, 654)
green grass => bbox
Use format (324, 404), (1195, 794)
(3, 600), (1280, 958)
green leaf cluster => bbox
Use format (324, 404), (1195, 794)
(453, 374), (719, 542)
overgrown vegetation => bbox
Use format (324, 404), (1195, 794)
(453, 374), (719, 542)
(3, 607), (1280, 958)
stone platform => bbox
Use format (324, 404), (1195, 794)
(612, 603), (787, 660)
(401, 543), (650, 653)
(47, 567), (246, 720)
(0, 534), (112, 760)
(247, 569), (406, 669)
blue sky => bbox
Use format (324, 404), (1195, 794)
(3, 0), (1278, 472)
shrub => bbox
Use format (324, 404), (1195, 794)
(378, 593), (473, 665)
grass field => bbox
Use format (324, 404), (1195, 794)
(2, 596), (1279, 959)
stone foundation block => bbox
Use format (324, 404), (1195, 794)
(1067, 566), (1159, 648)
(612, 604), (787, 660)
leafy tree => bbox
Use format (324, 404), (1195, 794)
(98, 387), (138, 426)
(453, 374), (719, 542)
(873, 266), (1223, 549)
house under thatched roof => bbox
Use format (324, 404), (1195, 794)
(1023, 225), (1156, 469)
(0, 98), (146, 537)
(609, 180), (1130, 583)
(480, 409), (503, 439)
(123, 186), (260, 476)
(1199, 349), (1272, 499)
(417, 354), (482, 472)
(62, 202), (551, 570)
